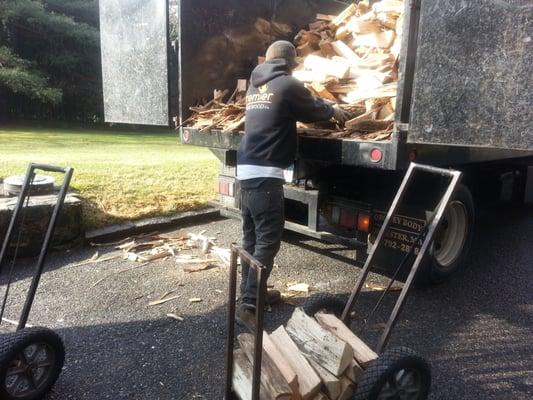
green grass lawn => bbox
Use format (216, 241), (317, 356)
(0, 126), (219, 230)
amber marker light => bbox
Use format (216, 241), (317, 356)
(358, 213), (371, 233)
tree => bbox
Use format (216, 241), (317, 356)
(0, 0), (102, 122)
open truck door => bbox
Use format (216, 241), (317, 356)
(99, 0), (170, 126)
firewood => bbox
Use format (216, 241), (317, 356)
(262, 332), (300, 396)
(314, 313), (378, 367)
(334, 26), (352, 41)
(293, 70), (328, 83)
(232, 349), (270, 400)
(309, 20), (328, 31)
(346, 110), (377, 129)
(319, 40), (336, 57)
(311, 82), (337, 102)
(377, 102), (395, 120)
(346, 17), (382, 34)
(358, 0), (370, 14)
(286, 308), (353, 376)
(337, 377), (355, 400)
(316, 14), (336, 22)
(270, 326), (321, 400)
(353, 31), (396, 49)
(372, 0), (404, 16)
(331, 41), (360, 65)
(308, 359), (341, 400)
(304, 55), (350, 79)
(329, 3), (358, 28)
(238, 334), (293, 400)
(344, 359), (363, 384)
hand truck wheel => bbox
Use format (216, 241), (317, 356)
(302, 292), (347, 318)
(0, 327), (65, 400)
(353, 347), (431, 400)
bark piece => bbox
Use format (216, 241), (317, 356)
(286, 308), (353, 376)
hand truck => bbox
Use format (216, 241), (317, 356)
(224, 162), (462, 400)
(0, 163), (73, 400)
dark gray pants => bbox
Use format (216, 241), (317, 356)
(240, 185), (284, 308)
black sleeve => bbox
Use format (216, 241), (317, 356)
(287, 80), (335, 123)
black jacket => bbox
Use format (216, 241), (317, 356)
(237, 59), (334, 169)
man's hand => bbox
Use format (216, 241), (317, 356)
(332, 105), (351, 125)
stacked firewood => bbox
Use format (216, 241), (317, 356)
(187, 0), (403, 142)
(233, 308), (379, 400)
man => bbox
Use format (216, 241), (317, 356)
(236, 40), (349, 330)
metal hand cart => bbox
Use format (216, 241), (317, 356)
(0, 163), (73, 400)
(224, 162), (462, 400)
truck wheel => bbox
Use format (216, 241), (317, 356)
(417, 184), (474, 286)
(302, 293), (346, 318)
(0, 327), (65, 400)
(353, 347), (431, 400)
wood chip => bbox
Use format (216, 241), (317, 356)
(148, 295), (180, 306)
(166, 313), (184, 321)
(189, 298), (202, 303)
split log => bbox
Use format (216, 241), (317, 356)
(353, 31), (396, 49)
(329, 3), (358, 28)
(237, 334), (293, 400)
(346, 17), (382, 34)
(345, 110), (377, 129)
(311, 82), (337, 102)
(286, 308), (353, 376)
(270, 326), (321, 400)
(308, 359), (341, 400)
(315, 313), (378, 367)
(262, 332), (300, 396)
(338, 377), (356, 400)
(232, 349), (270, 400)
(344, 359), (364, 384)
(293, 70), (327, 83)
(304, 55), (350, 79)
(331, 41), (360, 64)
(372, 0), (404, 16)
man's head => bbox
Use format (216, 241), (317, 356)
(265, 40), (298, 70)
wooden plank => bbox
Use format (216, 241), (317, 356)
(262, 332), (300, 396)
(232, 349), (270, 400)
(304, 55), (350, 79)
(338, 377), (356, 400)
(270, 326), (321, 400)
(286, 308), (353, 376)
(315, 313), (378, 367)
(238, 334), (293, 400)
(308, 359), (341, 400)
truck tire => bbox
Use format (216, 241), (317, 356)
(0, 327), (65, 400)
(417, 184), (475, 286)
(353, 347), (431, 400)
(302, 293), (346, 318)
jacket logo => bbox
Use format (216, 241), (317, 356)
(258, 84), (268, 94)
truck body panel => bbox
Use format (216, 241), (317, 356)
(408, 0), (532, 151)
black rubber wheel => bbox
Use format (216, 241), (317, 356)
(354, 347), (431, 400)
(0, 327), (65, 400)
(302, 293), (346, 318)
(417, 184), (475, 286)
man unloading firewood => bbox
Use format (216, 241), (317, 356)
(236, 40), (350, 330)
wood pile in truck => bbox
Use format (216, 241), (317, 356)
(232, 308), (378, 400)
(186, 0), (403, 142)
